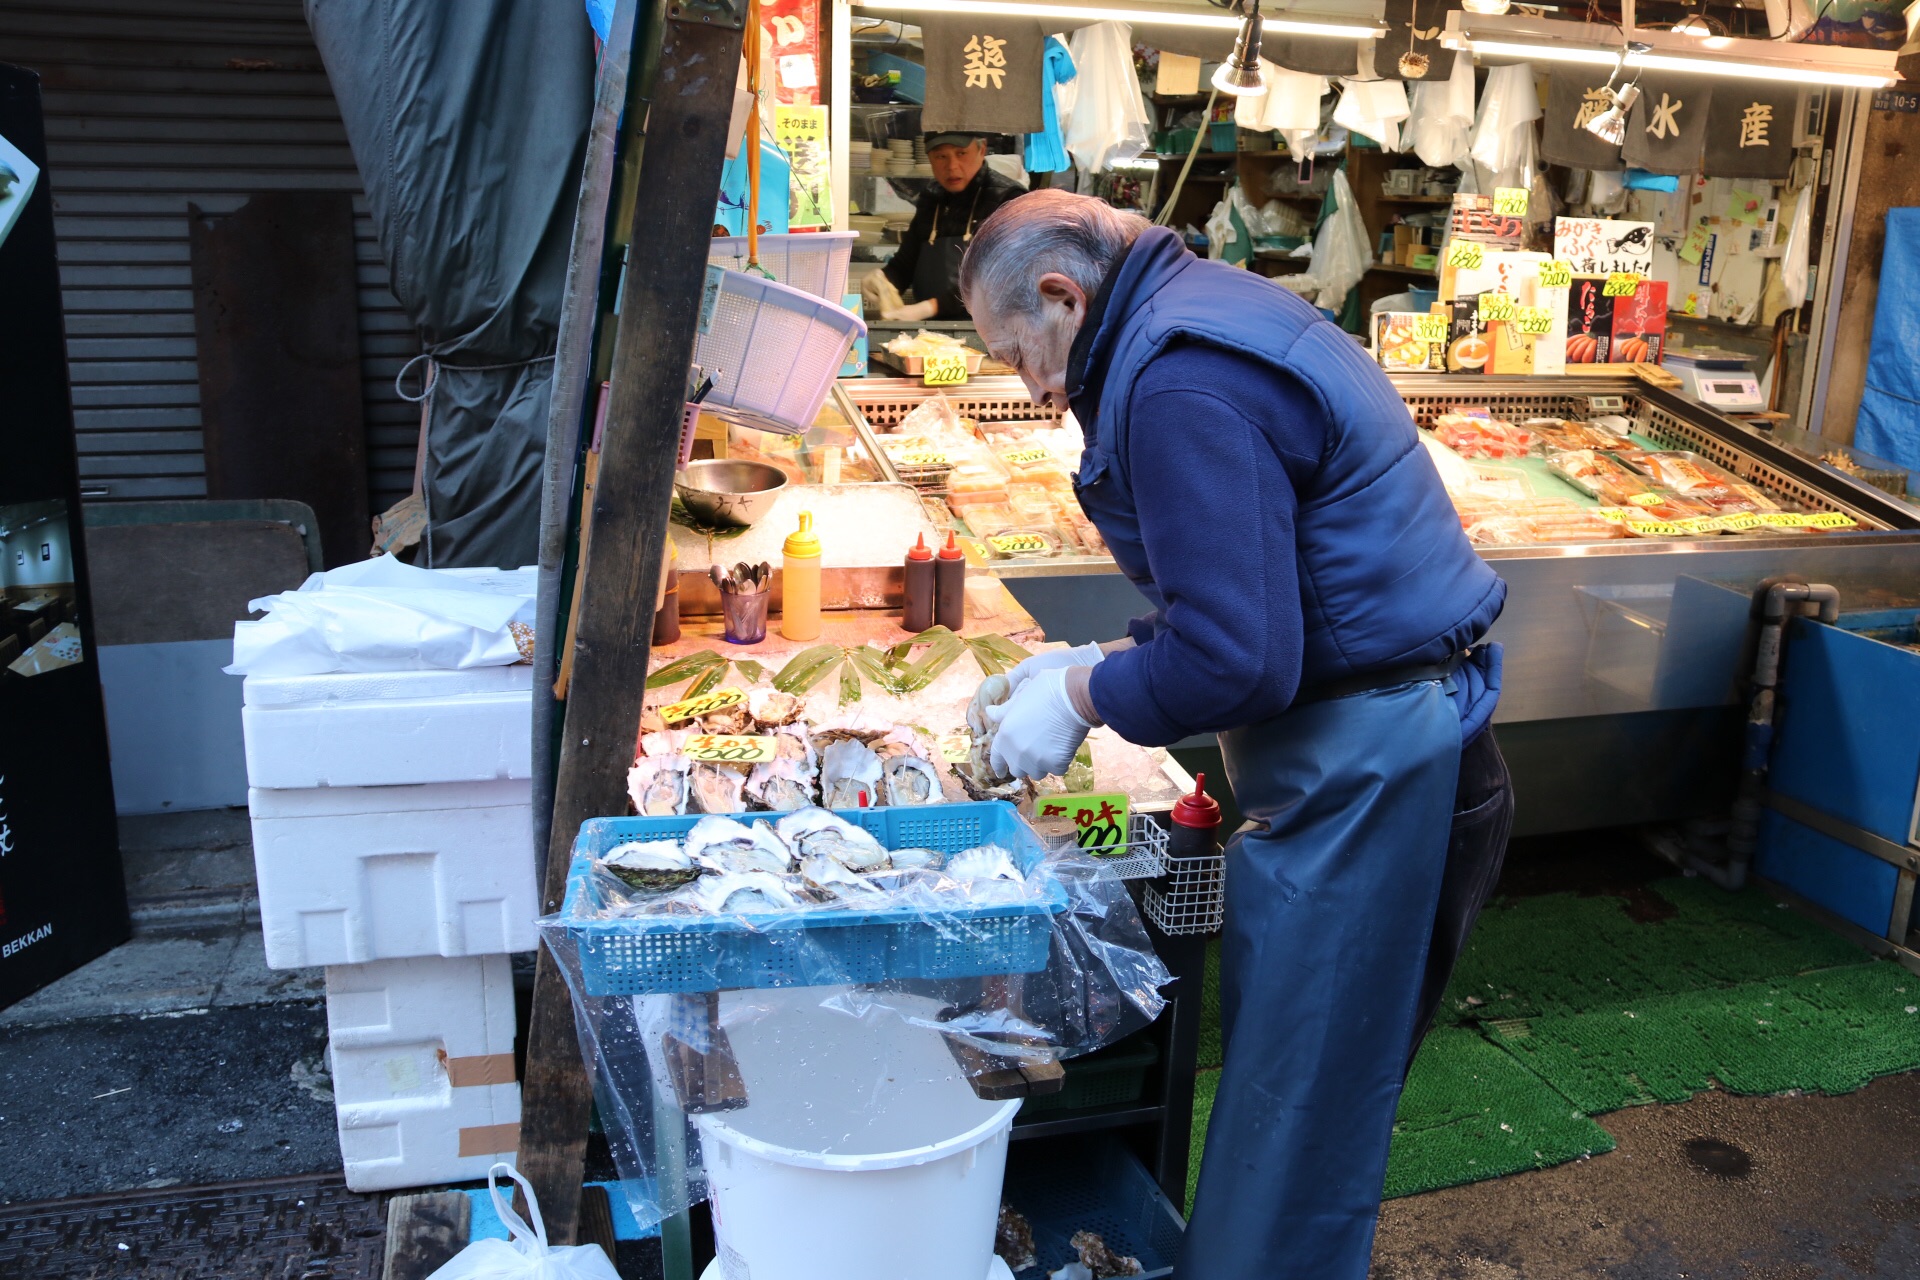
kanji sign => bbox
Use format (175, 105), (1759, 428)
(1035, 792), (1131, 852)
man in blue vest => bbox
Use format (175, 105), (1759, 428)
(960, 189), (1514, 1279)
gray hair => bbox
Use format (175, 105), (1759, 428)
(958, 189), (1150, 320)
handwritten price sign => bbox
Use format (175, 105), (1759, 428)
(922, 350), (970, 386)
(660, 686), (746, 724)
(1492, 186), (1530, 217)
(1515, 306), (1553, 336)
(988, 532), (1052, 557)
(1446, 240), (1485, 270)
(886, 441), (948, 468)
(1411, 313), (1450, 344)
(1537, 260), (1573, 289)
(1036, 792), (1131, 852)
(1604, 271), (1643, 297)
(1476, 292), (1515, 322)
(999, 445), (1052, 467)
(683, 734), (778, 763)
(936, 732), (972, 764)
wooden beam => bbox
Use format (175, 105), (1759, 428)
(381, 1192), (471, 1280)
(517, 0), (747, 1244)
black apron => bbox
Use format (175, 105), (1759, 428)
(911, 183), (986, 317)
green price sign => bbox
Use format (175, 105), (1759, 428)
(1035, 792), (1131, 852)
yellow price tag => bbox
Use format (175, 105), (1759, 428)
(1493, 186), (1530, 217)
(1625, 518), (1684, 537)
(1594, 507), (1629, 523)
(1626, 492), (1666, 508)
(1410, 313), (1450, 344)
(1718, 511), (1765, 532)
(1515, 305), (1553, 336)
(936, 732), (972, 765)
(1604, 271), (1642, 297)
(1675, 516), (1723, 536)
(683, 734), (779, 764)
(886, 441), (949, 468)
(922, 350), (971, 386)
(1805, 511), (1859, 529)
(1759, 513), (1812, 529)
(1477, 292), (1515, 322)
(659, 686), (746, 724)
(1537, 260), (1573, 290)
(1000, 445), (1052, 466)
(1446, 240), (1484, 270)
(1035, 792), (1131, 852)
(988, 532), (1052, 557)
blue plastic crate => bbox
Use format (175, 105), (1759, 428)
(1001, 1137), (1186, 1277)
(559, 801), (1068, 996)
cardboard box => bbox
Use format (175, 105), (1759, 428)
(1565, 277), (1615, 366)
(1443, 301), (1490, 374)
(1609, 280), (1669, 363)
(1373, 312), (1446, 372)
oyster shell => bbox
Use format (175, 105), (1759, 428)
(946, 843), (1024, 884)
(799, 852), (884, 898)
(601, 840), (702, 893)
(685, 815), (794, 875)
(626, 756), (689, 816)
(747, 688), (802, 728)
(679, 870), (801, 914)
(774, 807), (890, 871)
(697, 702), (755, 736)
(888, 846), (947, 871)
(882, 753), (942, 806)
(962, 674), (1019, 791)
(688, 761), (747, 814)
(744, 757), (815, 811)
(1070, 1230), (1143, 1278)
(821, 738), (883, 809)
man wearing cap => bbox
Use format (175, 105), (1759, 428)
(861, 132), (1025, 323)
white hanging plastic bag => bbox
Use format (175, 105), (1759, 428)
(425, 1164), (623, 1280)
(1408, 52), (1475, 168)
(1468, 62), (1540, 175)
(1061, 21), (1152, 172)
(1333, 77), (1410, 152)
(1304, 168), (1371, 313)
(229, 556), (537, 676)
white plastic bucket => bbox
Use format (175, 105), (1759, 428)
(695, 990), (1021, 1280)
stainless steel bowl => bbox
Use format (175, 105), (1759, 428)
(674, 459), (789, 528)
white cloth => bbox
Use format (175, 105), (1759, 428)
(1781, 183), (1813, 307)
(1333, 77), (1411, 152)
(1407, 52), (1475, 167)
(1234, 61), (1329, 136)
(1468, 62), (1542, 175)
(1060, 20), (1152, 172)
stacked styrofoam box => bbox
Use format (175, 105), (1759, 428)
(243, 652), (536, 1192)
(325, 955), (522, 1192)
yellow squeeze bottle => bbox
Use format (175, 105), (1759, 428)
(781, 511), (822, 641)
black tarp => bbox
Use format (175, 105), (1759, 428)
(306, 0), (595, 569)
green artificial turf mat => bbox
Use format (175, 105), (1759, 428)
(1439, 878), (1871, 1026)
(1185, 1030), (1612, 1211)
(1384, 1028), (1615, 1199)
(1485, 960), (1920, 1114)
(1197, 938), (1222, 1071)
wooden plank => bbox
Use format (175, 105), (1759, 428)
(579, 1185), (619, 1265)
(381, 1191), (470, 1280)
(515, 1), (748, 1245)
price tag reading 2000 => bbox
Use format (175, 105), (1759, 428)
(683, 734), (779, 764)
(922, 350), (970, 386)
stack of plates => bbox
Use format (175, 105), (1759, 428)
(912, 138), (929, 164)
(888, 138), (915, 165)
(848, 140), (872, 172)
(910, 163), (933, 178)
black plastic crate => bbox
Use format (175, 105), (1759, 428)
(1018, 1036), (1159, 1118)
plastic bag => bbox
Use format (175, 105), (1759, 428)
(1467, 62), (1541, 176)
(425, 1164), (621, 1280)
(229, 557), (536, 676)
(1302, 168), (1371, 313)
(1060, 21), (1152, 172)
(1333, 77), (1410, 152)
(1407, 52), (1474, 168)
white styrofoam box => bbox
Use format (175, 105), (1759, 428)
(251, 779), (538, 969)
(326, 954), (522, 1193)
(241, 664), (533, 790)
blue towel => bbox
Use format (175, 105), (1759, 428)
(1855, 207), (1920, 473)
(1623, 169), (1679, 192)
(1022, 37), (1078, 175)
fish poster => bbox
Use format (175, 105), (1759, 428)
(1553, 217), (1656, 277)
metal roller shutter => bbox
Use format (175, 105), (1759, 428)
(0, 0), (420, 514)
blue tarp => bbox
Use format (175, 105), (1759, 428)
(1855, 207), (1920, 474)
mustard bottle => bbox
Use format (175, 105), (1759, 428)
(781, 511), (822, 641)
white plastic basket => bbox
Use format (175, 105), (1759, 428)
(695, 269), (866, 436)
(707, 231), (857, 303)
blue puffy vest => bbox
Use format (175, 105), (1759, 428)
(1071, 228), (1506, 689)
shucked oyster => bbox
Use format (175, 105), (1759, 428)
(627, 756), (689, 816)
(798, 852), (884, 899)
(882, 752), (941, 806)
(748, 688), (802, 728)
(686, 815), (794, 875)
(688, 762), (747, 814)
(601, 840), (702, 893)
(774, 807), (890, 871)
(744, 757), (815, 811)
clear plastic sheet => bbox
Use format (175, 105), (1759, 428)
(538, 842), (1170, 1232)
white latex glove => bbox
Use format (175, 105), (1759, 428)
(987, 666), (1094, 781)
(860, 269), (903, 315)
(1004, 641), (1107, 696)
(881, 297), (940, 322)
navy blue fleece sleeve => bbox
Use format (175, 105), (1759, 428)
(1087, 343), (1328, 746)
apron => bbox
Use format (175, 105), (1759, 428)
(910, 184), (985, 316)
(1073, 393), (1494, 1279)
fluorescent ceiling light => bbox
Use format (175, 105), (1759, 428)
(1454, 37), (1619, 67)
(1445, 13), (1898, 86)
(1625, 50), (1889, 86)
(851, 0), (1383, 40)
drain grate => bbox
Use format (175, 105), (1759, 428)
(0, 1174), (385, 1279)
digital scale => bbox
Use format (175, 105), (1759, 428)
(1663, 347), (1767, 414)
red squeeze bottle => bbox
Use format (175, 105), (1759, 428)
(933, 530), (966, 631)
(903, 533), (936, 633)
(1168, 773), (1222, 862)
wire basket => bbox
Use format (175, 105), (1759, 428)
(1142, 832), (1225, 936)
(1035, 811), (1169, 881)
(706, 231), (857, 304)
(694, 269), (866, 437)
(559, 801), (1069, 996)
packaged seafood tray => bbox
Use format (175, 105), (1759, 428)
(558, 801), (1070, 996)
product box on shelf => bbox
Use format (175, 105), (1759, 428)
(1565, 277), (1615, 365)
(1610, 280), (1669, 363)
(1373, 312), (1446, 372)
(250, 778), (538, 969)
(325, 954), (521, 1193)
(1443, 300), (1491, 374)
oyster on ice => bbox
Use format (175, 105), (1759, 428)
(774, 807), (890, 871)
(626, 756), (689, 816)
(688, 762), (748, 814)
(685, 815), (794, 875)
(881, 752), (942, 806)
(747, 688), (802, 728)
(820, 738), (884, 809)
(601, 840), (702, 893)
(744, 757), (815, 811)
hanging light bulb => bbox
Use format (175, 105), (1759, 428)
(1459, 0), (1511, 12)
(1584, 80), (1640, 145)
(1212, 0), (1269, 96)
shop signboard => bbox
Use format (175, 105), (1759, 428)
(0, 63), (128, 1009)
